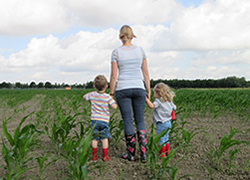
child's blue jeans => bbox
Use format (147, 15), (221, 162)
(156, 120), (171, 146)
(91, 120), (111, 140)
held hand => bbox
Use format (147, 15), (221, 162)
(110, 93), (115, 99)
(146, 92), (151, 99)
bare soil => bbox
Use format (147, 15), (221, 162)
(0, 97), (249, 180)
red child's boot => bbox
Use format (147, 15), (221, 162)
(171, 110), (176, 120)
(158, 145), (166, 158)
(102, 148), (109, 161)
(92, 147), (97, 160)
(166, 143), (170, 155)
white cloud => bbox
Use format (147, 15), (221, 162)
(0, 0), (69, 36)
(0, 0), (182, 36)
(0, 28), (121, 83)
(189, 50), (250, 68)
(63, 0), (181, 27)
(152, 0), (250, 51)
(0, 25), (176, 83)
(7, 35), (61, 67)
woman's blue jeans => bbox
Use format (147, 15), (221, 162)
(116, 88), (146, 135)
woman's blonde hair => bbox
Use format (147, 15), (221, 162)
(153, 83), (175, 102)
(119, 25), (136, 43)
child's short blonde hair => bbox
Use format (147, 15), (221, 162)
(94, 75), (108, 91)
(153, 83), (175, 102)
(119, 25), (136, 43)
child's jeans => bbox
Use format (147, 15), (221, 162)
(156, 120), (171, 146)
(91, 120), (111, 140)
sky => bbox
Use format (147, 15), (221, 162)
(0, 0), (250, 85)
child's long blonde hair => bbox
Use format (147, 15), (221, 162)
(153, 83), (175, 102)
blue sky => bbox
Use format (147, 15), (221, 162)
(0, 0), (249, 84)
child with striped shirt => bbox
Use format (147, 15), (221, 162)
(83, 75), (117, 161)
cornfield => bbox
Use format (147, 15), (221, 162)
(0, 88), (249, 180)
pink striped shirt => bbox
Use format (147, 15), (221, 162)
(84, 91), (116, 122)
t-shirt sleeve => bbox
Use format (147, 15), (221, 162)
(84, 92), (91, 101)
(108, 96), (116, 106)
(153, 99), (160, 108)
(140, 47), (147, 59)
(111, 49), (118, 62)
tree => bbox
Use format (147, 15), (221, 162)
(37, 82), (44, 88)
(85, 81), (94, 89)
(29, 81), (36, 88)
(238, 77), (246, 87)
(0, 82), (11, 88)
(45, 81), (52, 89)
(15, 82), (22, 89)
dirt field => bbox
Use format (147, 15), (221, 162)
(0, 96), (250, 180)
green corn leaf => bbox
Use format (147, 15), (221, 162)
(2, 120), (14, 146)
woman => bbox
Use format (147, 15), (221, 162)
(109, 25), (151, 163)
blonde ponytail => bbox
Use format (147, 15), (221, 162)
(119, 25), (136, 43)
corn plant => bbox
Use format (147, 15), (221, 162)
(1, 112), (41, 179)
(46, 113), (80, 143)
(159, 146), (192, 180)
(169, 119), (182, 147)
(109, 111), (124, 147)
(44, 100), (82, 150)
(228, 148), (240, 174)
(146, 123), (189, 179)
(207, 127), (250, 171)
(201, 163), (216, 179)
(60, 126), (97, 180)
(181, 127), (200, 153)
(35, 153), (59, 180)
(97, 163), (109, 180)
(169, 117), (200, 153)
(35, 95), (53, 126)
(147, 123), (162, 174)
(243, 158), (250, 172)
(117, 167), (124, 180)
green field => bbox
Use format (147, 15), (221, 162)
(0, 89), (249, 180)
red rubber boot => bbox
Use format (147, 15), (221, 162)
(102, 148), (109, 161)
(166, 143), (170, 155)
(92, 147), (97, 160)
(159, 145), (167, 158)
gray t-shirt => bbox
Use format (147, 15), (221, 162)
(111, 45), (147, 91)
(153, 98), (176, 123)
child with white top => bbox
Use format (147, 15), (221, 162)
(146, 83), (176, 157)
(83, 75), (117, 161)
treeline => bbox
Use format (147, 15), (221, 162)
(0, 81), (85, 89)
(150, 76), (250, 89)
(0, 76), (249, 89)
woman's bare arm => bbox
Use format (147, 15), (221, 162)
(146, 98), (154, 109)
(141, 58), (151, 98)
(109, 62), (118, 95)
